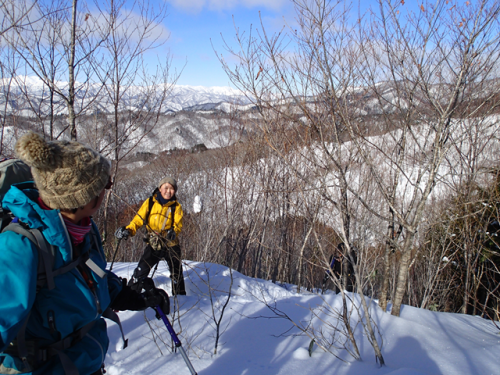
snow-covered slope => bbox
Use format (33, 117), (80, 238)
(105, 261), (500, 375)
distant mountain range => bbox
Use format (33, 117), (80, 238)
(5, 75), (490, 159)
(0, 76), (258, 158)
(0, 75), (251, 115)
(166, 85), (251, 111)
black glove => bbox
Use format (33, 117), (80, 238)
(115, 226), (130, 240)
(146, 289), (170, 318)
(110, 278), (148, 311)
(142, 278), (170, 316)
(166, 228), (176, 242)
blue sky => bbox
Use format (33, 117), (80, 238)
(14, 0), (431, 89)
(158, 0), (296, 87)
(143, 0), (425, 88)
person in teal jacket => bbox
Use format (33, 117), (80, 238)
(0, 133), (169, 375)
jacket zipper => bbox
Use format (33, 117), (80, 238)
(77, 265), (102, 317)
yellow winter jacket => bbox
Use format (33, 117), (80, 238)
(126, 195), (183, 245)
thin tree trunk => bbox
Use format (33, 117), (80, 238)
(379, 244), (391, 312)
(297, 225), (313, 293)
(68, 0), (78, 140)
(357, 283), (385, 365)
(391, 234), (415, 316)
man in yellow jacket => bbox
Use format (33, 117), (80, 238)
(115, 177), (186, 295)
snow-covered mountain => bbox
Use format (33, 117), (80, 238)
(5, 75), (494, 160)
(0, 75), (250, 114)
(0, 76), (258, 156)
(166, 85), (249, 110)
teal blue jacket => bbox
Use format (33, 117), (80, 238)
(0, 185), (123, 375)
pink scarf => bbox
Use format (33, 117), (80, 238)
(37, 198), (92, 245)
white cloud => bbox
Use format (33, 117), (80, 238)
(166, 0), (288, 14)
(167, 0), (206, 14)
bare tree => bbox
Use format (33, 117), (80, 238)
(354, 0), (500, 316)
(2, 0), (108, 140)
(0, 0), (39, 36)
(217, 0), (387, 364)
(88, 0), (180, 243)
(0, 44), (23, 156)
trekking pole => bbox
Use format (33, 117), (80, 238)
(109, 238), (122, 271)
(150, 261), (159, 278)
(155, 305), (197, 375)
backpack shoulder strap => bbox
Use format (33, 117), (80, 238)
(145, 196), (154, 224)
(2, 221), (89, 291)
(170, 202), (176, 226)
(144, 188), (158, 225)
(2, 222), (57, 291)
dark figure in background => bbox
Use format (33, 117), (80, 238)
(322, 243), (357, 293)
(115, 177), (186, 296)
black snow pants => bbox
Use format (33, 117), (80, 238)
(130, 244), (186, 295)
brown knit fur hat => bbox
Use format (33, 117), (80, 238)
(15, 132), (111, 210)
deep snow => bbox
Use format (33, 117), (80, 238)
(104, 261), (500, 375)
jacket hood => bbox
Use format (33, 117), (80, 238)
(2, 183), (73, 264)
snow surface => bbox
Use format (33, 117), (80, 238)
(105, 261), (500, 375)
